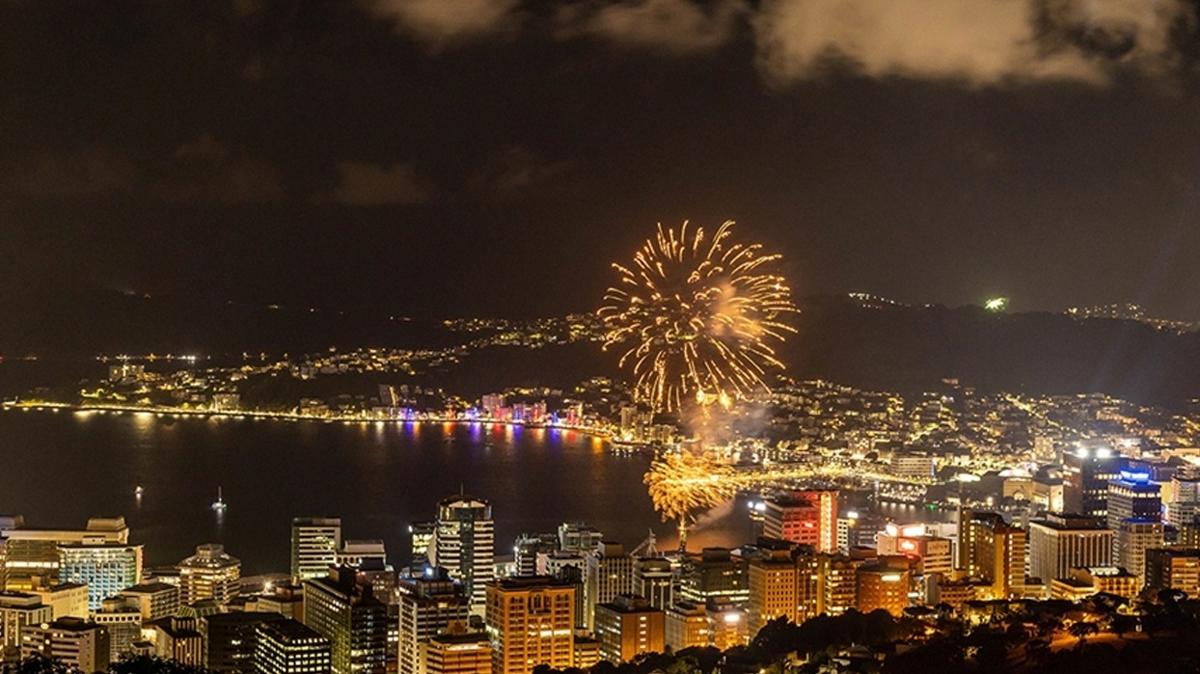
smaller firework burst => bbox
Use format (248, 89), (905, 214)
(644, 451), (734, 549)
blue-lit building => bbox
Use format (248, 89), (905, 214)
(1107, 470), (1162, 530)
(58, 544), (143, 611)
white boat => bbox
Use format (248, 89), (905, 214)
(135, 485), (144, 497)
(211, 487), (228, 511)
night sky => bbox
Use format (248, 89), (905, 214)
(3, 0), (1200, 319)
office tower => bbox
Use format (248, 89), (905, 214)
(30, 582), (89, 620)
(678, 548), (747, 606)
(571, 636), (602, 671)
(633, 556), (674, 610)
(432, 497), (494, 613)
(485, 576), (575, 674)
(584, 542), (633, 631)
(513, 533), (557, 577)
(594, 595), (665, 664)
(292, 518), (343, 583)
(303, 567), (388, 674)
(117, 582), (180, 621)
(20, 617), (111, 672)
(875, 524), (953, 577)
(665, 601), (709, 651)
(92, 596), (143, 663)
(855, 557), (911, 617)
(337, 540), (388, 569)
(397, 567), (470, 674)
(421, 626), (491, 674)
(409, 522), (436, 568)
(545, 553), (587, 630)
(815, 553), (862, 617)
(1063, 446), (1122, 517)
(1116, 519), (1163, 581)
(203, 611), (285, 672)
(149, 616), (205, 666)
(255, 619), (332, 674)
(762, 491), (838, 552)
(0, 592), (53, 650)
(1107, 471), (1162, 531)
(557, 523), (604, 555)
(962, 512), (1027, 599)
(56, 543), (142, 612)
(1, 517), (129, 590)
(179, 544), (241, 607)
(705, 602), (749, 650)
(250, 582), (305, 622)
(1146, 548), (1200, 597)
(1027, 513), (1113, 584)
(1167, 475), (1200, 528)
(748, 547), (799, 635)
(1048, 567), (1140, 601)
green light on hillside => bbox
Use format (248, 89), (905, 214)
(985, 297), (1009, 312)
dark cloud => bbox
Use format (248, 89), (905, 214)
(555, 0), (747, 54)
(359, 0), (522, 47)
(316, 161), (432, 206)
(6, 147), (141, 199)
(473, 146), (577, 200)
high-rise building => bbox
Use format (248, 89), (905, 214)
(249, 581), (305, 622)
(58, 543), (143, 611)
(485, 576), (575, 674)
(633, 556), (674, 610)
(303, 567), (388, 674)
(292, 518), (343, 583)
(962, 512), (1027, 599)
(815, 553), (861, 617)
(584, 542), (633, 631)
(397, 567), (470, 674)
(513, 533), (557, 577)
(557, 523), (604, 555)
(0, 592), (53, 650)
(747, 547), (800, 635)
(179, 544), (241, 607)
(409, 522), (436, 568)
(432, 497), (494, 613)
(1116, 518), (1163, 581)
(92, 596), (143, 663)
(1146, 548), (1200, 597)
(1063, 447), (1122, 517)
(678, 548), (747, 606)
(116, 582), (180, 621)
(705, 602), (749, 650)
(149, 616), (205, 666)
(1, 518), (129, 590)
(421, 627), (491, 674)
(1107, 471), (1162, 531)
(337, 540), (388, 569)
(762, 491), (838, 553)
(855, 557), (911, 617)
(30, 582), (89, 620)
(1027, 513), (1113, 585)
(202, 611), (285, 673)
(572, 636), (601, 671)
(875, 524), (953, 577)
(255, 618), (332, 674)
(594, 595), (665, 664)
(20, 617), (111, 672)
(664, 601), (709, 651)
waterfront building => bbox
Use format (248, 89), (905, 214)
(762, 491), (838, 553)
(179, 544), (241, 607)
(58, 543), (142, 611)
(397, 567), (470, 674)
(202, 611), (285, 672)
(292, 518), (343, 583)
(117, 582), (180, 621)
(2, 518), (129, 590)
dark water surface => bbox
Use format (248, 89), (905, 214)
(0, 409), (742, 574)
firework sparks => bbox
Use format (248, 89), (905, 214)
(644, 451), (734, 548)
(599, 220), (796, 413)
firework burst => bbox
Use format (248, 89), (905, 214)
(644, 451), (734, 548)
(599, 220), (796, 413)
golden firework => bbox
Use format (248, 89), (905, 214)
(644, 451), (737, 549)
(599, 220), (796, 413)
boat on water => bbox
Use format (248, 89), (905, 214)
(211, 487), (228, 511)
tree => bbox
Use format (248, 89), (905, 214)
(1068, 621), (1097, 646)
